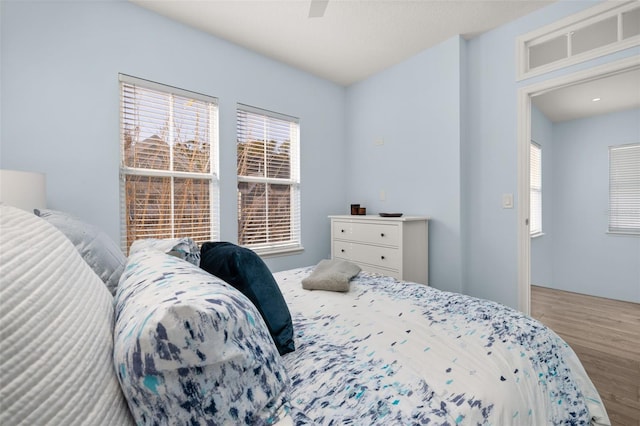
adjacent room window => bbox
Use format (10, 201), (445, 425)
(609, 143), (640, 235)
(530, 141), (543, 236)
(119, 74), (219, 253)
(236, 104), (301, 255)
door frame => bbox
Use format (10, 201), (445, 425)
(516, 55), (640, 315)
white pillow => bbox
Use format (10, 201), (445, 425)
(0, 205), (134, 425)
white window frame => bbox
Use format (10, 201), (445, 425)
(609, 143), (640, 235)
(236, 103), (302, 256)
(119, 74), (220, 252)
(530, 141), (543, 237)
(517, 1), (640, 81)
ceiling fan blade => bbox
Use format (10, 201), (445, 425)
(308, 0), (329, 18)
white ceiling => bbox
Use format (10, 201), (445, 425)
(532, 68), (640, 122)
(129, 0), (555, 86)
(129, 0), (639, 121)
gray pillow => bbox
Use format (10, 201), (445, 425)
(302, 259), (361, 292)
(34, 208), (125, 295)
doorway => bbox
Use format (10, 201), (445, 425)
(516, 55), (640, 315)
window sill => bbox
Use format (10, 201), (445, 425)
(251, 245), (305, 258)
(606, 231), (640, 237)
(530, 232), (545, 239)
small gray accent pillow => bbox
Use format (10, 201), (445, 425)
(302, 259), (361, 292)
(34, 208), (125, 296)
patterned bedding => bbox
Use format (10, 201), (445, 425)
(3, 207), (609, 426)
(274, 267), (610, 426)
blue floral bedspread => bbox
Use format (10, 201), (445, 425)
(274, 267), (610, 426)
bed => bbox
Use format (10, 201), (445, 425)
(0, 204), (610, 426)
(275, 267), (610, 425)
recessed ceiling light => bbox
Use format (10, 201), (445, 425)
(592, 97), (601, 102)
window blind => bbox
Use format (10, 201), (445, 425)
(236, 104), (301, 253)
(530, 142), (542, 236)
(609, 143), (640, 234)
(119, 74), (219, 253)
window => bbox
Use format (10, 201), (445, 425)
(530, 141), (542, 236)
(609, 143), (640, 235)
(236, 104), (301, 255)
(517, 1), (640, 80)
(119, 74), (219, 253)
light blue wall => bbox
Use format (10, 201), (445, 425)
(530, 105), (554, 287)
(549, 108), (640, 303)
(2, 0), (638, 307)
(343, 0), (638, 304)
(464, 0), (639, 307)
(0, 0), (346, 272)
(345, 36), (465, 293)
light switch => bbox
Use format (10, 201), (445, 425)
(502, 193), (514, 209)
(379, 190), (386, 201)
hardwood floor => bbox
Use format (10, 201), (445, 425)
(531, 285), (640, 426)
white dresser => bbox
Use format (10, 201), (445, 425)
(329, 215), (429, 285)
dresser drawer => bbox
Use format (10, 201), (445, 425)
(332, 220), (400, 247)
(333, 240), (401, 270)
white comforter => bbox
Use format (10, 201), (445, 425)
(274, 267), (609, 426)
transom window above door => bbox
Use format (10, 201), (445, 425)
(517, 1), (640, 80)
